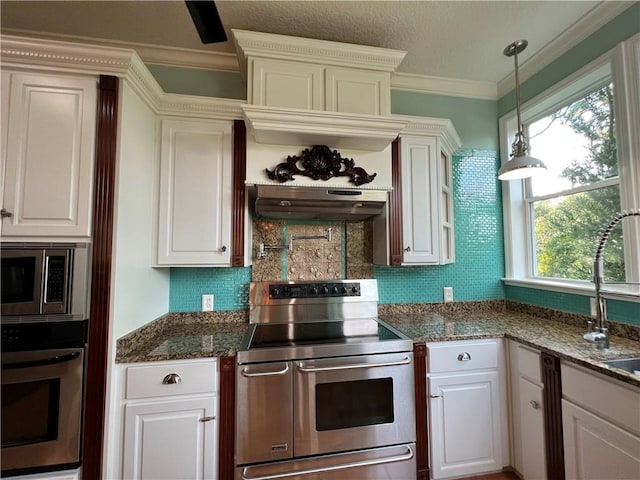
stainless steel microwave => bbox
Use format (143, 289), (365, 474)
(0, 244), (89, 320)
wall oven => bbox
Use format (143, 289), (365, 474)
(1, 243), (89, 320)
(236, 280), (416, 480)
(1, 320), (87, 476)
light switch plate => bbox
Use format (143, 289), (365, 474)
(202, 294), (214, 312)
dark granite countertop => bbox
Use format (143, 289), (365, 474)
(116, 301), (640, 387)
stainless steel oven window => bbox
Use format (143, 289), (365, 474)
(1, 348), (84, 474)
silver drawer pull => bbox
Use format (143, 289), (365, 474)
(298, 355), (411, 373)
(430, 394), (442, 398)
(162, 373), (182, 384)
(200, 416), (216, 422)
(240, 445), (414, 480)
(241, 364), (289, 377)
(457, 352), (471, 361)
(530, 400), (540, 410)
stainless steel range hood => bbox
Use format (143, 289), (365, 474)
(253, 185), (388, 221)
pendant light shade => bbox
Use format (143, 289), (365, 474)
(498, 40), (547, 181)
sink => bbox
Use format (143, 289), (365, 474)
(601, 357), (640, 374)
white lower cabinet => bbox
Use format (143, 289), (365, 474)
(562, 362), (640, 480)
(508, 340), (546, 480)
(427, 339), (506, 479)
(121, 359), (218, 480)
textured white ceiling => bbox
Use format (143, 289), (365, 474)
(0, 1), (632, 85)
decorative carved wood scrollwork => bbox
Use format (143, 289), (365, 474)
(265, 145), (377, 185)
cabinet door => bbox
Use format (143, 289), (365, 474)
(1, 72), (96, 238)
(563, 400), (640, 480)
(429, 371), (503, 479)
(157, 119), (232, 265)
(250, 58), (323, 110)
(400, 135), (440, 264)
(325, 67), (390, 115)
(516, 377), (546, 479)
(123, 397), (217, 480)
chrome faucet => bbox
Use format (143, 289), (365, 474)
(585, 210), (640, 349)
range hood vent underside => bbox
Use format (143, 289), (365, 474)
(253, 185), (388, 221)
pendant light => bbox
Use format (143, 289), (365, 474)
(498, 40), (547, 181)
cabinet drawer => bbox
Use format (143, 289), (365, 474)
(428, 340), (499, 373)
(124, 360), (217, 400)
(516, 343), (541, 383)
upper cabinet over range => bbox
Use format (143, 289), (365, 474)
(232, 29), (409, 151)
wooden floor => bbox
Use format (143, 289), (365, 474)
(461, 471), (521, 480)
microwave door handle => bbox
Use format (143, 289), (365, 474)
(2, 351), (81, 370)
(297, 355), (411, 373)
(240, 445), (414, 480)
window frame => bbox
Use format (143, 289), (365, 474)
(500, 34), (640, 301)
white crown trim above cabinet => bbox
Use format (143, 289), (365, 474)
(1, 71), (97, 240)
(156, 118), (233, 266)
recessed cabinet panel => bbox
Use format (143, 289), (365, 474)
(1, 72), (96, 238)
(325, 67), (389, 115)
(251, 59), (323, 110)
(157, 119), (232, 266)
(401, 136), (439, 264)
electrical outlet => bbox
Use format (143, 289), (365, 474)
(590, 297), (597, 317)
(443, 287), (453, 303)
(202, 294), (214, 312)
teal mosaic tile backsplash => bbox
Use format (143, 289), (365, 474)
(170, 267), (251, 312)
(505, 284), (640, 326)
(376, 149), (505, 303)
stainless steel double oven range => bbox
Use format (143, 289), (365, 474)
(1, 243), (90, 477)
(236, 279), (416, 480)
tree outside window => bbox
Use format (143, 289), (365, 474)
(526, 83), (624, 282)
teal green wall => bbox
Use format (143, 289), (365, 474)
(147, 64), (246, 99)
(392, 92), (499, 150)
(499, 2), (640, 116)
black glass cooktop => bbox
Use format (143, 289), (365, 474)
(248, 319), (403, 349)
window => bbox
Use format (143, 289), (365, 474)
(500, 36), (640, 295)
(527, 83), (622, 281)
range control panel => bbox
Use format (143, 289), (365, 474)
(269, 282), (361, 299)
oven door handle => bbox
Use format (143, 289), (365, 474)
(297, 355), (411, 373)
(2, 351), (81, 370)
(240, 445), (414, 480)
(241, 363), (289, 377)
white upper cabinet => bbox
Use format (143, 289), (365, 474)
(1, 71), (97, 239)
(156, 118), (232, 266)
(325, 66), (390, 115)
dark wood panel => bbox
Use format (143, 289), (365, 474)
(541, 353), (565, 480)
(413, 343), (429, 480)
(218, 356), (236, 480)
(83, 75), (119, 480)
(232, 120), (247, 267)
(390, 137), (403, 265)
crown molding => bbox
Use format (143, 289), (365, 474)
(497, 1), (636, 98)
(232, 28), (407, 79)
(392, 114), (463, 154)
(0, 34), (244, 120)
(391, 72), (498, 100)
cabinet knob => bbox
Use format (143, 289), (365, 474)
(0, 208), (13, 218)
(200, 416), (216, 422)
(162, 373), (182, 384)
(220, 245), (227, 252)
(404, 246), (411, 252)
(530, 400), (540, 410)
(457, 352), (472, 361)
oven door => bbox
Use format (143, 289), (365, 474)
(294, 352), (415, 457)
(1, 347), (84, 475)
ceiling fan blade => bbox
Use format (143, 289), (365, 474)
(185, 0), (227, 44)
